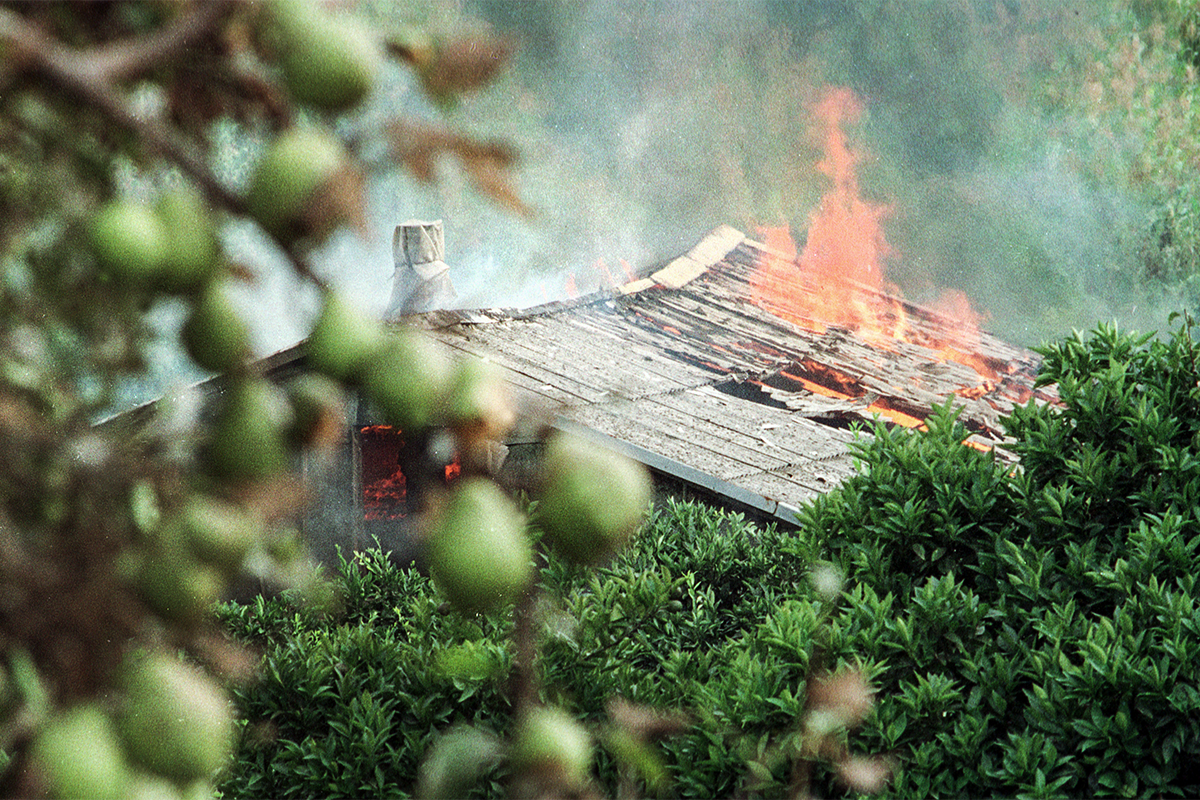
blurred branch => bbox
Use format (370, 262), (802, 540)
(0, 5), (232, 203)
(0, 2), (327, 290)
(0, 1), (234, 86)
(80, 0), (235, 84)
(510, 582), (540, 715)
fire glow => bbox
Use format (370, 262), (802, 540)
(750, 86), (992, 381)
(360, 425), (460, 520)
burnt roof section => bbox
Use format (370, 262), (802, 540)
(414, 225), (1055, 521)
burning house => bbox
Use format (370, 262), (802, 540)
(256, 216), (1050, 568)
(125, 89), (1057, 568)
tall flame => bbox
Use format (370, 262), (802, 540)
(752, 86), (988, 365)
(751, 88), (905, 345)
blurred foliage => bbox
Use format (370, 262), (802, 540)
(1050, 2), (1200, 295)
(0, 0), (538, 796)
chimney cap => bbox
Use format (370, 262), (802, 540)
(386, 219), (456, 318)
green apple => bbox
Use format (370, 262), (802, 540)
(362, 329), (453, 431)
(245, 127), (347, 240)
(180, 779), (215, 800)
(537, 432), (652, 565)
(205, 377), (292, 482)
(510, 706), (593, 790)
(126, 772), (185, 800)
(155, 186), (220, 294)
(90, 199), (168, 284)
(417, 725), (500, 800)
(161, 496), (260, 575)
(117, 651), (234, 783)
(265, 1), (381, 113)
(181, 278), (252, 373)
(306, 290), (384, 383)
(446, 357), (515, 441)
(134, 549), (225, 627)
(285, 372), (346, 446)
(427, 478), (532, 614)
(30, 704), (130, 799)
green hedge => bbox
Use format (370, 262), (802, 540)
(217, 321), (1200, 799)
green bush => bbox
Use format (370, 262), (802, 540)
(809, 319), (1200, 798)
(219, 320), (1200, 799)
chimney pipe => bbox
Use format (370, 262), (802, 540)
(385, 219), (456, 319)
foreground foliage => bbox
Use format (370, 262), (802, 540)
(0, 1), (537, 796)
(219, 319), (1200, 799)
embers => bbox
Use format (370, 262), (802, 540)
(764, 358), (866, 399)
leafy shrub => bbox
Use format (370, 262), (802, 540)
(217, 550), (514, 798)
(811, 320), (1200, 798)
(219, 321), (1200, 799)
(218, 504), (858, 798)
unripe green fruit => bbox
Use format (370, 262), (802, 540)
(126, 772), (185, 800)
(510, 706), (593, 790)
(162, 496), (261, 574)
(417, 725), (500, 800)
(269, 3), (381, 113)
(30, 704), (130, 800)
(362, 330), (452, 431)
(90, 199), (168, 283)
(428, 478), (532, 614)
(266, 526), (306, 566)
(155, 187), (220, 294)
(180, 779), (215, 800)
(206, 377), (292, 482)
(285, 372), (346, 446)
(245, 127), (346, 240)
(117, 652), (234, 783)
(307, 290), (384, 383)
(537, 432), (652, 565)
(181, 279), (252, 373)
(135, 550), (225, 627)
(446, 357), (515, 439)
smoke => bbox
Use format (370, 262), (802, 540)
(225, 0), (1184, 360)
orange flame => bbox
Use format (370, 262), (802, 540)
(751, 87), (902, 345)
(929, 288), (985, 352)
(751, 86), (995, 394)
(595, 258), (617, 288)
(866, 398), (926, 430)
(360, 425), (462, 519)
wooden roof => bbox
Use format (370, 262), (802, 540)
(413, 226), (1054, 523)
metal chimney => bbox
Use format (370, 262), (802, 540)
(385, 219), (457, 319)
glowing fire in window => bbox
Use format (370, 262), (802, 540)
(360, 425), (460, 520)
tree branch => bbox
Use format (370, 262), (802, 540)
(0, 3), (327, 290)
(84, 0), (237, 84)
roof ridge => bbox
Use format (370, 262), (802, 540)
(414, 225), (749, 328)
(640, 224), (746, 291)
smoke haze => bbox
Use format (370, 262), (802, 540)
(221, 0), (1186, 364)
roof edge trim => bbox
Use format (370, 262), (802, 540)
(552, 416), (801, 530)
